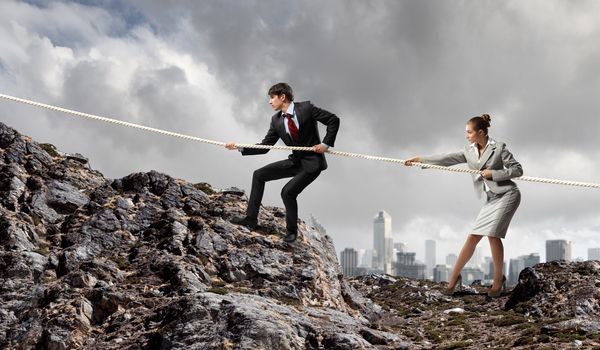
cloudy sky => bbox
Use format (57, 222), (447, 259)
(1, 0), (599, 265)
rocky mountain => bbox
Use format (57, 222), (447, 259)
(0, 121), (409, 349)
(1, 121), (600, 350)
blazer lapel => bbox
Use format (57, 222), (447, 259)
(295, 104), (305, 139)
(477, 143), (496, 170)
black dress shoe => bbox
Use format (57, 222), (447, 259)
(231, 216), (258, 229)
(283, 231), (297, 243)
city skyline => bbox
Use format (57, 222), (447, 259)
(341, 234), (588, 285)
(338, 210), (594, 286)
(338, 237), (591, 270)
(328, 210), (595, 265)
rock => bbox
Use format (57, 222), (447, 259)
(89, 209), (121, 232)
(116, 197), (134, 210)
(22, 251), (47, 280)
(77, 297), (94, 327)
(541, 317), (600, 335)
(26, 141), (54, 168)
(0, 175), (25, 211)
(220, 187), (245, 196)
(38, 143), (60, 158)
(505, 266), (542, 310)
(30, 192), (61, 224)
(46, 180), (89, 212)
(121, 172), (150, 193)
(8, 120), (600, 349)
(0, 215), (38, 251)
(65, 153), (88, 165)
(443, 308), (465, 314)
(70, 271), (98, 288)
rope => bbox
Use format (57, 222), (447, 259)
(1, 93), (599, 189)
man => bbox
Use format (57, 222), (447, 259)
(225, 82), (340, 243)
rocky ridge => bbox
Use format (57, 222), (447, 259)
(2, 120), (600, 349)
(0, 121), (409, 349)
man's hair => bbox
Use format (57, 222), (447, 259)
(268, 82), (294, 101)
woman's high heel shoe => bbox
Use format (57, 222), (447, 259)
(442, 274), (463, 296)
(487, 275), (507, 298)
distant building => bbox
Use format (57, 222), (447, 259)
(340, 248), (358, 277)
(486, 260), (494, 280)
(425, 240), (436, 279)
(385, 237), (394, 273)
(546, 240), (572, 262)
(446, 254), (457, 267)
(467, 246), (483, 268)
(483, 256), (492, 276)
(508, 258), (525, 287)
(522, 253), (540, 268)
(486, 260), (508, 282)
(392, 242), (407, 262)
(359, 249), (373, 268)
(394, 252), (426, 280)
(394, 242), (407, 253)
(461, 267), (485, 285)
(373, 211), (393, 274)
(588, 248), (600, 261)
(433, 264), (451, 282)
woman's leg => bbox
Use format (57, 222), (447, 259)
(448, 234), (483, 288)
(488, 236), (504, 290)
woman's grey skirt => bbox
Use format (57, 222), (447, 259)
(472, 188), (521, 238)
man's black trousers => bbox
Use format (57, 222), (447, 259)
(246, 158), (321, 234)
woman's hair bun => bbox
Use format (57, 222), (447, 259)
(481, 114), (491, 126)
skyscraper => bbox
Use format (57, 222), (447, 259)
(393, 242), (407, 262)
(508, 258), (525, 286)
(483, 256), (492, 276)
(395, 252), (426, 279)
(588, 248), (600, 261)
(546, 240), (572, 262)
(373, 211), (393, 274)
(522, 253), (540, 268)
(425, 240), (436, 279)
(394, 242), (407, 253)
(446, 253), (457, 267)
(359, 249), (373, 268)
(467, 246), (483, 268)
(433, 264), (451, 282)
(340, 248), (358, 277)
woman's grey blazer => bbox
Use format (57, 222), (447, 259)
(421, 140), (523, 198)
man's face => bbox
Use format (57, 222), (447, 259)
(269, 94), (285, 111)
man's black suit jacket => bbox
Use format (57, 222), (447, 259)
(241, 101), (340, 173)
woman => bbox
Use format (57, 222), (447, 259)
(405, 114), (522, 297)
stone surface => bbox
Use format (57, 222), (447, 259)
(0, 122), (411, 349)
(3, 120), (600, 349)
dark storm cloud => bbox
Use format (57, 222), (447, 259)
(133, 1), (600, 151)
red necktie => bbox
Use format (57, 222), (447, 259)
(285, 113), (298, 142)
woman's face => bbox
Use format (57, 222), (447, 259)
(465, 123), (486, 144)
